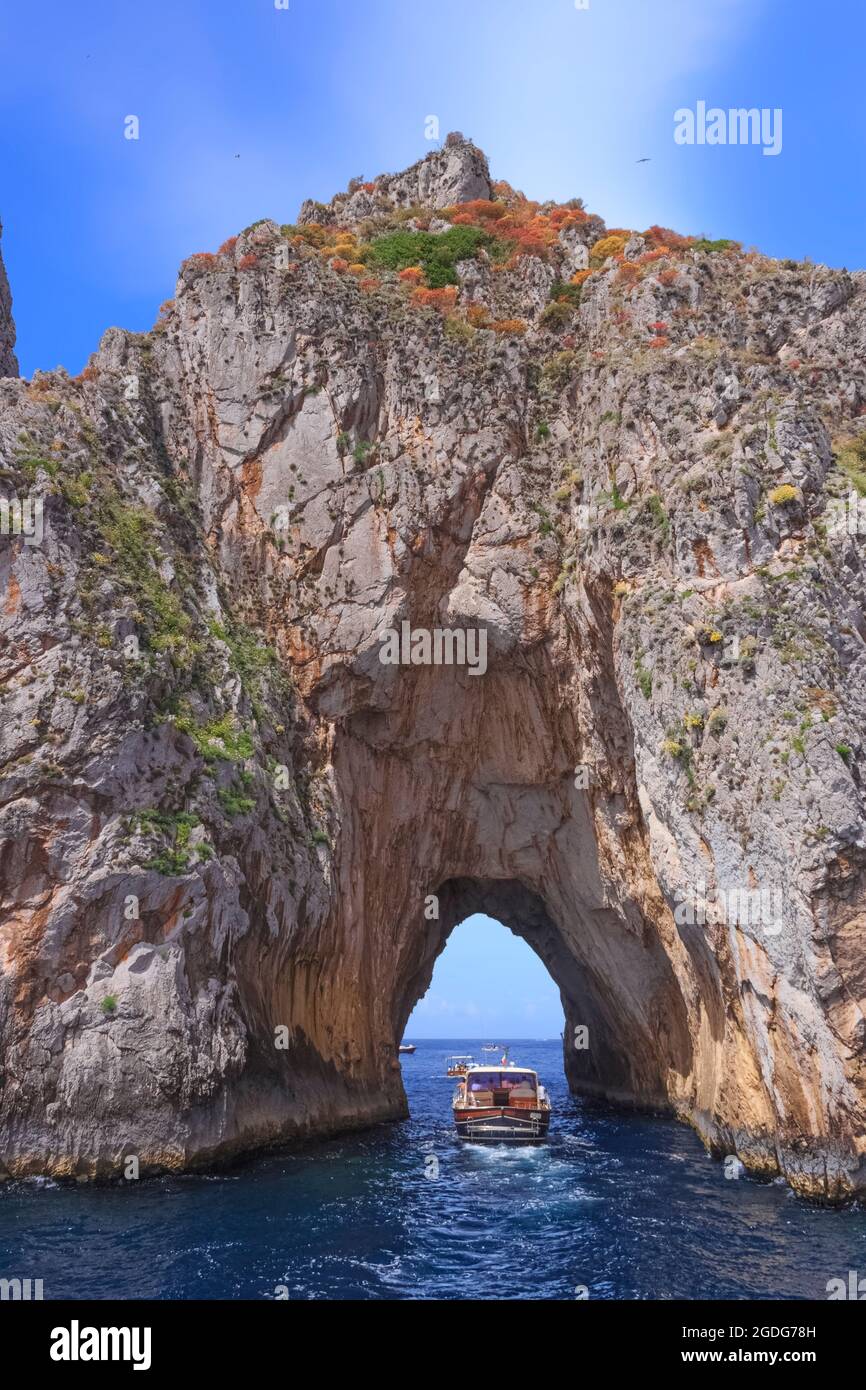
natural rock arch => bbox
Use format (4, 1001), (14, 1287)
(1, 138), (865, 1199)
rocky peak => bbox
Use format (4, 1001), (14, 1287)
(0, 220), (18, 378)
(298, 133), (492, 227)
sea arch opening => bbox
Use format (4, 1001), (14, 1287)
(405, 910), (565, 1048)
(395, 877), (696, 1113)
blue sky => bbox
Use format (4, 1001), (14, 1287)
(1, 0), (864, 377)
(406, 915), (565, 1039)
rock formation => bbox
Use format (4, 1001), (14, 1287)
(1, 137), (866, 1198)
(0, 221), (18, 378)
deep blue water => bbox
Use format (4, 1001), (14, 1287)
(1, 1039), (863, 1300)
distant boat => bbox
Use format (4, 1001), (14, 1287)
(452, 1059), (551, 1142)
(481, 1043), (500, 1052)
(445, 1054), (474, 1077)
(398, 1043), (416, 1054)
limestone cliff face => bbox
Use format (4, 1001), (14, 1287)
(0, 221), (18, 378)
(2, 139), (866, 1197)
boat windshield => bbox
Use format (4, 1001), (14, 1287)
(467, 1072), (536, 1093)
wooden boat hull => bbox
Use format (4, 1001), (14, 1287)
(454, 1106), (550, 1141)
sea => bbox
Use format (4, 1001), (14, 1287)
(1, 1038), (863, 1299)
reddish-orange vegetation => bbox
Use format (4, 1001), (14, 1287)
(218, 236), (238, 256)
(636, 247), (671, 266)
(649, 321), (668, 333)
(648, 335), (670, 349)
(466, 304), (490, 327)
(657, 269), (679, 287)
(348, 263), (367, 276)
(238, 254), (259, 271)
(616, 262), (642, 285)
(363, 182), (377, 192)
(570, 269), (592, 287)
(446, 199), (508, 224)
(186, 252), (219, 269)
(445, 197), (591, 267)
(489, 318), (528, 335)
(398, 266), (425, 283)
(359, 277), (381, 292)
(330, 257), (349, 273)
(643, 224), (693, 250)
(411, 286), (459, 311)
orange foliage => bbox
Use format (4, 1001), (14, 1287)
(359, 277), (381, 291)
(616, 262), (642, 285)
(466, 303), (490, 327)
(218, 236), (238, 256)
(570, 269), (592, 287)
(411, 286), (459, 311)
(648, 336), (670, 349)
(657, 269), (678, 287)
(348, 263), (367, 276)
(80, 364), (100, 382)
(363, 182), (377, 192)
(445, 197), (588, 265)
(330, 257), (349, 273)
(636, 247), (670, 266)
(643, 224), (692, 250)
(490, 318), (528, 335)
(398, 266), (425, 283)
(548, 205), (589, 227)
(185, 252), (219, 269)
(446, 199), (508, 223)
(238, 254), (258, 270)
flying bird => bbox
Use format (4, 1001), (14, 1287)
(636, 157), (651, 163)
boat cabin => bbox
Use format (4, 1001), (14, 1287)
(459, 1067), (540, 1108)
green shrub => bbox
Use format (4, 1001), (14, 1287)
(218, 787), (256, 816)
(690, 238), (741, 254)
(707, 707), (728, 734)
(367, 225), (500, 288)
(647, 494), (670, 541)
(174, 708), (254, 762)
(835, 434), (866, 496)
(539, 300), (573, 329)
(635, 658), (652, 699)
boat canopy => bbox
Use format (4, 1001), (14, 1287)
(464, 1070), (537, 1092)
